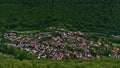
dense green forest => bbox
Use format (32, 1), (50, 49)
(0, 0), (120, 35)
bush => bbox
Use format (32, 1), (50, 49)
(0, 44), (36, 60)
(0, 56), (120, 68)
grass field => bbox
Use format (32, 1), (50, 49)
(113, 43), (120, 47)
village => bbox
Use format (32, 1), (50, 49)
(1, 27), (120, 60)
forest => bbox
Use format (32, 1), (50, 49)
(0, 0), (120, 34)
(0, 1), (120, 67)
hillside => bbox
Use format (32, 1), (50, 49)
(0, 0), (120, 35)
(0, 53), (120, 68)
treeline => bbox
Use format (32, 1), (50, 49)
(0, 55), (120, 68)
(0, 0), (120, 35)
(0, 44), (35, 60)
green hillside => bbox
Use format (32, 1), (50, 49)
(0, 53), (120, 68)
(0, 0), (120, 34)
